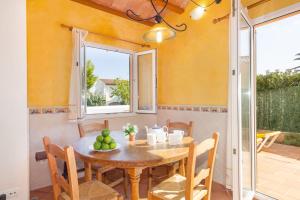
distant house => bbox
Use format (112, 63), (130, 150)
(89, 79), (121, 105)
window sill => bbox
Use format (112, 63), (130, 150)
(84, 112), (138, 120)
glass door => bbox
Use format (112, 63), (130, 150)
(230, 1), (255, 199)
(239, 11), (255, 199)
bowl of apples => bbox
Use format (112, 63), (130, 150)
(89, 129), (119, 152)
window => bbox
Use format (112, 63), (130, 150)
(82, 43), (156, 115)
(134, 50), (157, 113)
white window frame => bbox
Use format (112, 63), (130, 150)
(82, 42), (157, 118)
(133, 49), (157, 114)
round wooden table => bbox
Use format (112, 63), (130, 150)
(73, 131), (193, 200)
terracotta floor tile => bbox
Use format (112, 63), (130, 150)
(31, 169), (232, 200)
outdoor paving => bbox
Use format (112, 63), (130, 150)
(257, 144), (300, 200)
(262, 143), (300, 160)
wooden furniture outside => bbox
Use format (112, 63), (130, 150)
(148, 120), (194, 190)
(148, 132), (219, 200)
(43, 136), (122, 200)
(78, 120), (128, 196)
(73, 131), (193, 200)
(257, 131), (281, 152)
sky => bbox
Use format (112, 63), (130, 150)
(256, 13), (300, 75)
(85, 46), (130, 80)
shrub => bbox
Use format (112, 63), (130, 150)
(256, 72), (300, 133)
(87, 93), (106, 106)
(284, 133), (300, 147)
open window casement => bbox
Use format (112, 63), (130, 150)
(69, 28), (87, 121)
(133, 49), (157, 113)
(80, 43), (86, 118)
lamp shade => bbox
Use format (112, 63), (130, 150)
(143, 23), (176, 43)
(190, 6), (206, 20)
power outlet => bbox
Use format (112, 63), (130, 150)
(0, 188), (18, 199)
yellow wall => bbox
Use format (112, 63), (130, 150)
(27, 0), (149, 107)
(157, 1), (230, 106)
(27, 0), (230, 107)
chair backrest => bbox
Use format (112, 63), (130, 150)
(185, 132), (219, 200)
(166, 120), (193, 137)
(78, 120), (109, 137)
(43, 137), (80, 200)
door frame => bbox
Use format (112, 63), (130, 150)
(229, 0), (256, 199)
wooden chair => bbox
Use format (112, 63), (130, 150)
(78, 120), (109, 138)
(148, 132), (219, 200)
(78, 120), (128, 196)
(167, 120), (194, 137)
(43, 136), (123, 200)
(148, 120), (194, 190)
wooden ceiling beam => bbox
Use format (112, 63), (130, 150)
(71, 0), (155, 26)
(146, 0), (185, 14)
(247, 0), (272, 9)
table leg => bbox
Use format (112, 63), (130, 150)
(179, 159), (185, 176)
(127, 168), (142, 200)
(168, 163), (177, 177)
(84, 162), (92, 181)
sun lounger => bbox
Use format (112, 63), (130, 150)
(257, 131), (281, 152)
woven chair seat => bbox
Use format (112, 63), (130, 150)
(151, 174), (207, 200)
(60, 180), (122, 200)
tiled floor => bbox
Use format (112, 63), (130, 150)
(257, 146), (300, 200)
(30, 168), (232, 200)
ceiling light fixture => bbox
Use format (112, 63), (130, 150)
(190, 0), (222, 20)
(126, 0), (187, 43)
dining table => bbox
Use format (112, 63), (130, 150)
(73, 131), (193, 200)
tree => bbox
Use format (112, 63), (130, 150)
(86, 60), (98, 90)
(257, 71), (300, 92)
(111, 78), (130, 105)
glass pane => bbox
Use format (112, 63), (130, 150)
(240, 15), (252, 193)
(137, 53), (153, 111)
(85, 46), (131, 114)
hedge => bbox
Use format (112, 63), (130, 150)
(256, 86), (300, 132)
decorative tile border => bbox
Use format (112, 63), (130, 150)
(29, 105), (227, 115)
(158, 105), (227, 113)
(29, 107), (69, 115)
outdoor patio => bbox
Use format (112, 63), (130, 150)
(257, 144), (300, 200)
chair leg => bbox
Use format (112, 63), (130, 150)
(148, 168), (153, 191)
(123, 169), (128, 198)
(148, 191), (152, 200)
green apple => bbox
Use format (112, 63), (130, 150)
(102, 143), (110, 150)
(102, 129), (110, 137)
(93, 141), (101, 150)
(96, 135), (104, 142)
(104, 136), (112, 144)
(110, 142), (117, 149)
